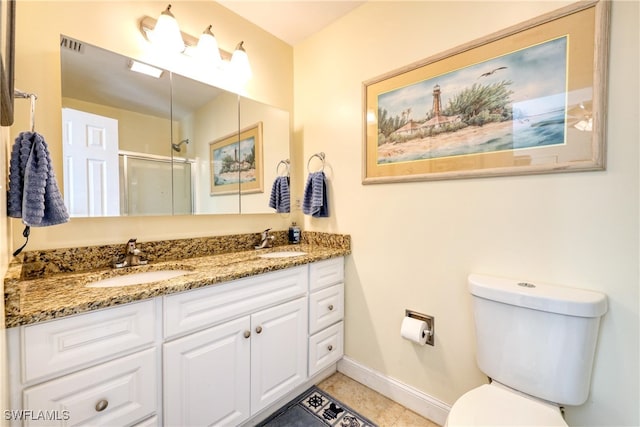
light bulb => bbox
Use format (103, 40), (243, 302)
(230, 41), (252, 83)
(150, 4), (184, 53)
(196, 25), (222, 67)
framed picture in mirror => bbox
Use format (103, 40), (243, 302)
(210, 122), (264, 195)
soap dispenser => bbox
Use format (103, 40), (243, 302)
(288, 222), (301, 244)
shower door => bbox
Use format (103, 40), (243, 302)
(172, 160), (194, 215)
(119, 152), (194, 216)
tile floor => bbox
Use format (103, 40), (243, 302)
(317, 372), (441, 427)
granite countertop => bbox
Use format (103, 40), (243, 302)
(4, 243), (349, 328)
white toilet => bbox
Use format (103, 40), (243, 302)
(446, 274), (607, 426)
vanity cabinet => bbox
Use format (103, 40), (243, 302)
(163, 298), (308, 426)
(6, 257), (344, 427)
(163, 266), (308, 426)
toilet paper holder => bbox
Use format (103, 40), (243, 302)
(405, 309), (435, 346)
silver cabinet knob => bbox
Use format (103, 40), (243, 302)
(256, 326), (263, 334)
(327, 344), (333, 351)
(244, 330), (251, 339)
(95, 399), (108, 412)
(328, 304), (334, 311)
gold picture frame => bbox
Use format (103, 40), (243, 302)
(210, 122), (263, 195)
(363, 0), (610, 184)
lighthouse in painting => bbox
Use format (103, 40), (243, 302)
(432, 84), (442, 117)
(423, 84), (459, 128)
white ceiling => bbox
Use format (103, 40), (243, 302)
(217, 1), (366, 45)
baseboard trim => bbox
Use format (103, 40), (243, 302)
(337, 356), (450, 426)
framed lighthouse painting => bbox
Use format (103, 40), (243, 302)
(362, 0), (610, 184)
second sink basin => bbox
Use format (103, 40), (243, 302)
(86, 270), (191, 288)
(258, 251), (308, 259)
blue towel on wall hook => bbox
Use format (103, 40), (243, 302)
(269, 176), (291, 213)
(7, 131), (69, 227)
(302, 171), (329, 218)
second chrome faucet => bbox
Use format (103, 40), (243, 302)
(255, 228), (274, 249)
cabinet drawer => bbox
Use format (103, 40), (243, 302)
(309, 258), (344, 291)
(309, 321), (343, 377)
(309, 283), (344, 334)
(132, 416), (159, 427)
(23, 300), (156, 383)
(164, 266), (307, 339)
(22, 348), (157, 427)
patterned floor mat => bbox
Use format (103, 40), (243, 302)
(258, 385), (378, 427)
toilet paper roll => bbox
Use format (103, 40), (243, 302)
(401, 316), (428, 345)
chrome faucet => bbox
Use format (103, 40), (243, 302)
(255, 228), (275, 249)
(114, 238), (148, 268)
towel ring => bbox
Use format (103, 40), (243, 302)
(307, 152), (325, 172)
(276, 159), (290, 177)
(14, 89), (38, 132)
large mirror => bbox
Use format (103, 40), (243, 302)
(60, 36), (290, 216)
(1, 0), (16, 126)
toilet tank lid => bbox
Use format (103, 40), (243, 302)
(468, 274), (608, 317)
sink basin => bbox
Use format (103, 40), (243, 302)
(258, 251), (307, 259)
(86, 270), (191, 288)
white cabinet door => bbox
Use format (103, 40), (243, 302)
(250, 297), (308, 415)
(163, 316), (251, 427)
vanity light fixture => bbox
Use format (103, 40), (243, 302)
(148, 4), (185, 54)
(139, 6), (252, 83)
(569, 101), (593, 132)
(128, 60), (164, 78)
(574, 118), (593, 132)
(230, 41), (252, 82)
(196, 25), (222, 67)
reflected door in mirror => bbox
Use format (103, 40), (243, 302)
(62, 108), (120, 216)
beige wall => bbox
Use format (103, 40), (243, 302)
(8, 0), (295, 250)
(295, 1), (638, 426)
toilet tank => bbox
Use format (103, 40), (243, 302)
(468, 274), (607, 406)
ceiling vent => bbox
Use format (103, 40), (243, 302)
(60, 36), (84, 54)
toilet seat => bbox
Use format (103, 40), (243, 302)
(446, 383), (567, 426)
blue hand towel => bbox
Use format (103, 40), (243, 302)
(7, 131), (70, 227)
(302, 171), (329, 218)
(269, 176), (290, 213)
